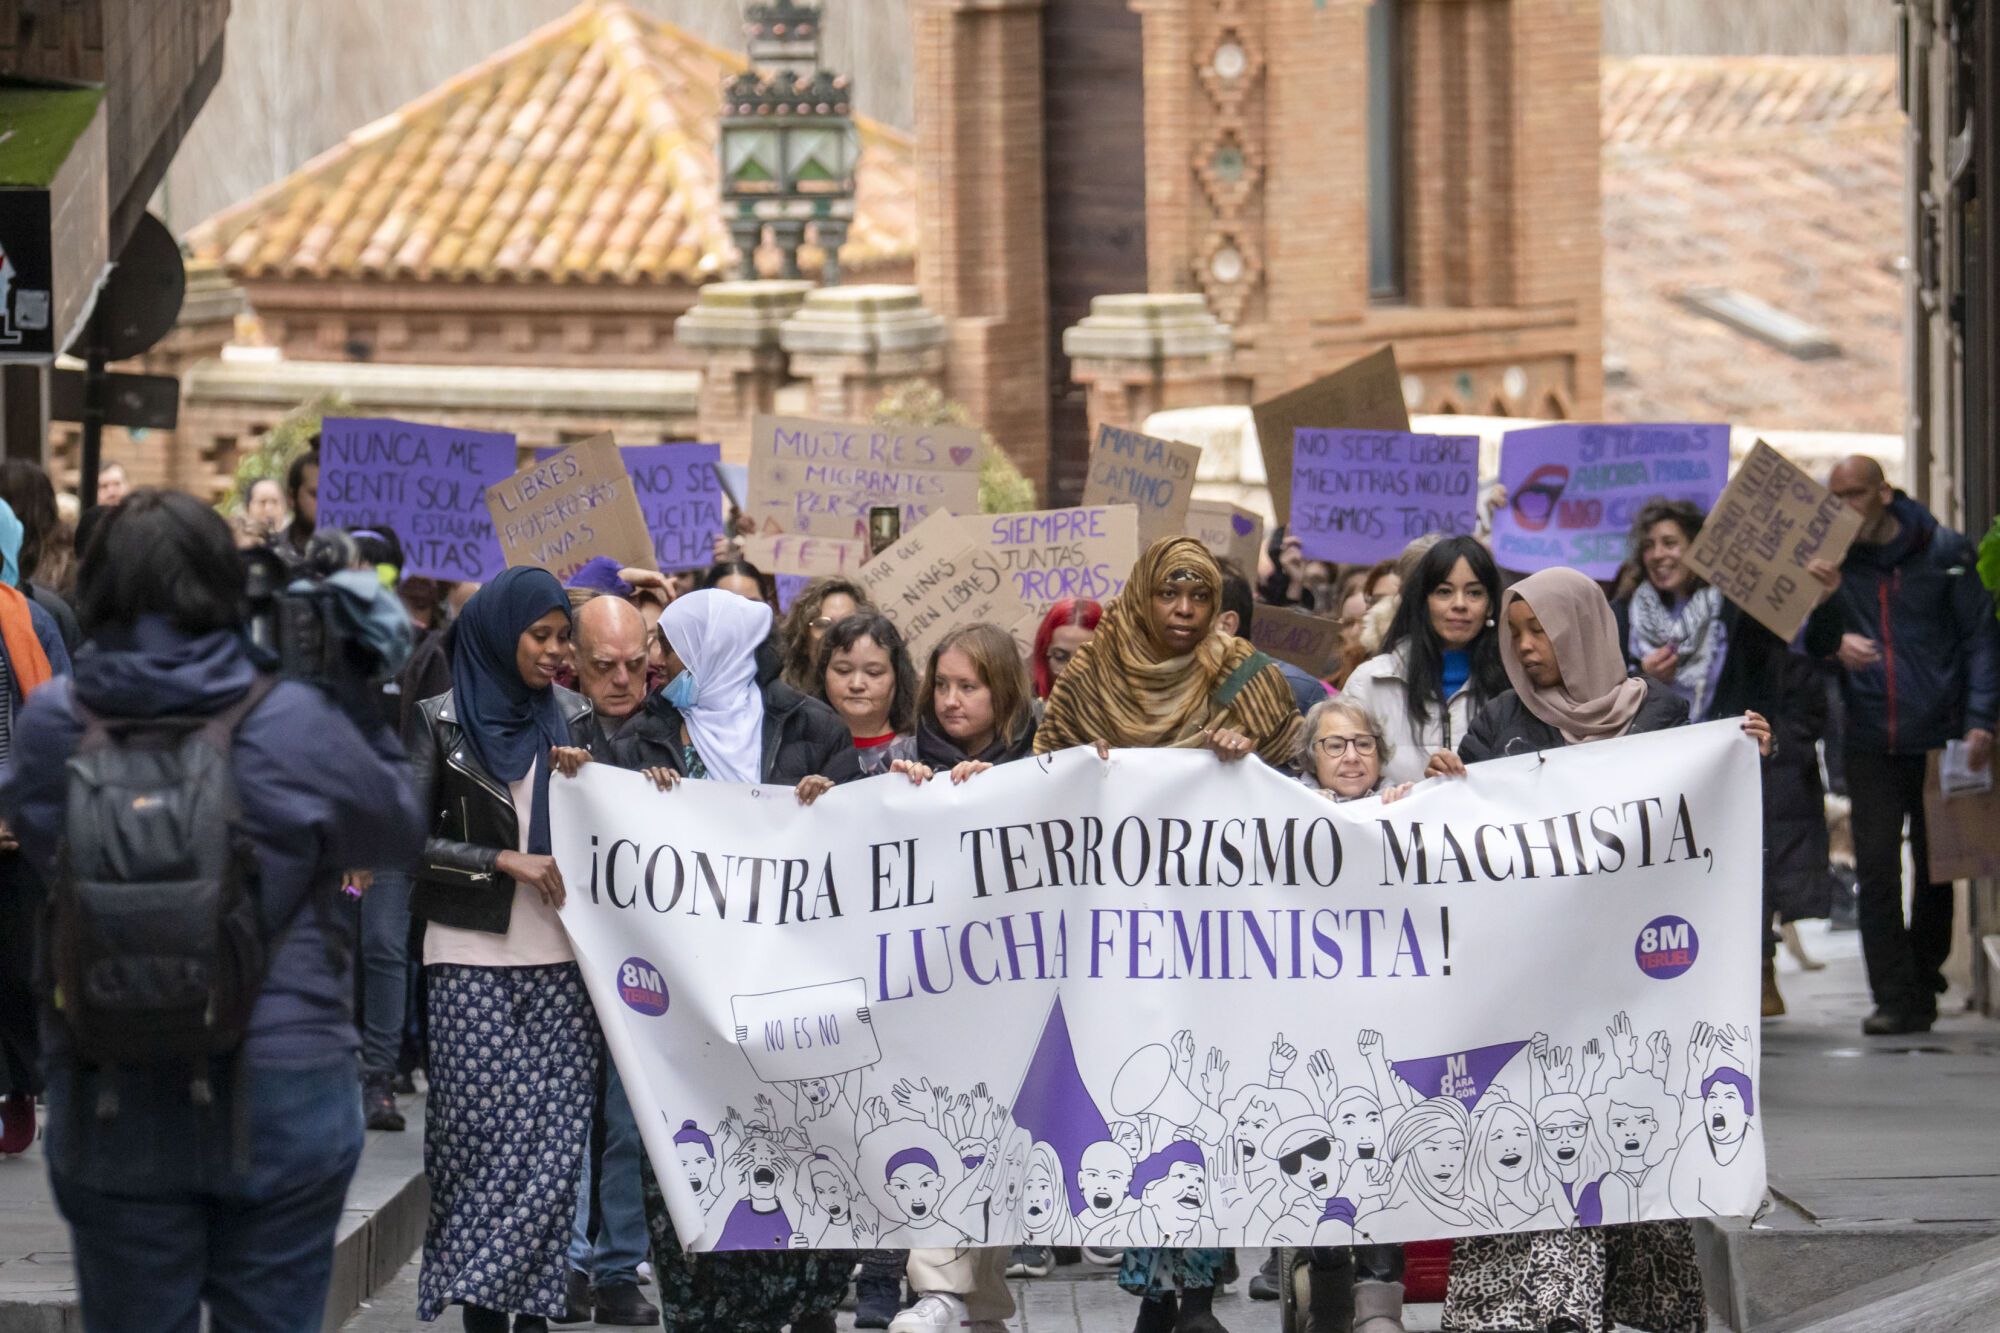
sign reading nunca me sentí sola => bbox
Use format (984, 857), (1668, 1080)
(554, 722), (1767, 1252)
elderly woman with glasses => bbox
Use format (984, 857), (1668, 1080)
(1301, 698), (1413, 804)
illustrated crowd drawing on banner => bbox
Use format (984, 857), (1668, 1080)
(554, 725), (1768, 1252)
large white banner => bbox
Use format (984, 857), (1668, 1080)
(552, 721), (1766, 1252)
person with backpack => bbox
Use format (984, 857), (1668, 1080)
(0, 489), (424, 1332)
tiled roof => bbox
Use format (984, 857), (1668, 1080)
(184, 1), (915, 284)
(1600, 57), (1906, 436)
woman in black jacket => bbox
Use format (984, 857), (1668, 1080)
(1425, 567), (1769, 1333)
(406, 567), (597, 1333)
(1610, 499), (1843, 1014)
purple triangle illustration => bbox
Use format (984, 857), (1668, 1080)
(1009, 996), (1112, 1217)
(1390, 1040), (1529, 1111)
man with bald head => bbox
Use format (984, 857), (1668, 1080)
(558, 592), (661, 1326)
(1826, 454), (1999, 1035)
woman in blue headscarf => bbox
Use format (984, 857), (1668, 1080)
(407, 567), (597, 1333)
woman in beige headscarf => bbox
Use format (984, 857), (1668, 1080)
(1036, 536), (1303, 764)
(1419, 565), (1768, 1333)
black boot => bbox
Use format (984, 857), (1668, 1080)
(593, 1279), (659, 1326)
(460, 1306), (508, 1333)
(1175, 1284), (1229, 1333)
(512, 1318), (548, 1333)
(1304, 1266), (1356, 1333)
(550, 1269), (592, 1325)
(1248, 1250), (1282, 1301)
(1134, 1292), (1179, 1333)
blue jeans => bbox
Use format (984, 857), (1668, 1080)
(568, 1058), (649, 1287)
(44, 1055), (365, 1333)
(358, 870), (413, 1076)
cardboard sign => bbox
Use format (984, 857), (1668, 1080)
(486, 434), (657, 582)
(1251, 346), (1408, 524)
(739, 532), (869, 580)
(963, 505), (1140, 616)
(1290, 429), (1479, 564)
(1250, 604), (1345, 680)
(1188, 499), (1265, 576)
(1081, 424), (1201, 548)
(746, 414), (983, 542)
(317, 416), (517, 581)
(857, 512), (1035, 662)
(1923, 750), (2000, 882)
(536, 443), (725, 572)
(1685, 440), (1862, 641)
(1491, 424), (1731, 580)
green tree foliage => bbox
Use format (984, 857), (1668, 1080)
(224, 392), (350, 512)
(870, 380), (1036, 514)
(1978, 516), (2000, 622)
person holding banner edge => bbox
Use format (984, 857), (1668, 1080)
(1036, 535), (1305, 1333)
(1424, 566), (1770, 1333)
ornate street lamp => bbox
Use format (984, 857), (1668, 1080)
(719, 0), (858, 283)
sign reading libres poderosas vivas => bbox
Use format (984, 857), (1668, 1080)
(551, 722), (1766, 1252)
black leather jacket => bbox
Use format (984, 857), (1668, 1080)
(407, 685), (592, 935)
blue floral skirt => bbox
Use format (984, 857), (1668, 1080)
(417, 963), (600, 1321)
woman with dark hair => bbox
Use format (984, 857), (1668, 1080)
(778, 576), (870, 693)
(0, 459), (79, 652)
(407, 567), (597, 1332)
(1031, 597), (1104, 700)
(816, 610), (921, 777)
(1611, 498), (1843, 1015)
(280, 447), (319, 563)
(1338, 535), (1508, 786)
(701, 557), (778, 610)
(1424, 567), (1770, 1333)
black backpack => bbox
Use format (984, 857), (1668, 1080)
(46, 676), (279, 1107)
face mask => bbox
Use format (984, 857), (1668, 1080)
(663, 668), (699, 712)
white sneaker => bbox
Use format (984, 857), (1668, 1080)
(889, 1292), (972, 1333)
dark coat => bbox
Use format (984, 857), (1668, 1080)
(912, 712), (1039, 769)
(1610, 595), (1842, 722)
(613, 675), (851, 786)
(1832, 492), (2000, 754)
(1458, 677), (1690, 763)
(407, 685), (592, 935)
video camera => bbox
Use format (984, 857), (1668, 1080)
(242, 530), (413, 721)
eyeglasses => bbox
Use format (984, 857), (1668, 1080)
(1280, 1137), (1333, 1176)
(1311, 735), (1379, 758)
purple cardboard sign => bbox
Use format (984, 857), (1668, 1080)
(1289, 429), (1479, 564)
(1490, 424), (1730, 580)
(317, 417), (516, 581)
(533, 443), (725, 572)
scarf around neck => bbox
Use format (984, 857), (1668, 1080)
(1626, 583), (1728, 721)
(1501, 568), (1647, 746)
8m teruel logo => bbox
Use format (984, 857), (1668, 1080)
(1635, 916), (1698, 980)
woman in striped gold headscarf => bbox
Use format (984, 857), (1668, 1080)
(1036, 534), (1303, 765)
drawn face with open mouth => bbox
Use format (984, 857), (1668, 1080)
(1146, 1161), (1208, 1226)
(1022, 1165), (1059, 1232)
(1279, 1134), (1337, 1201)
(1482, 1119), (1533, 1182)
(677, 1142), (716, 1197)
(798, 1077), (833, 1108)
(1538, 1115), (1589, 1179)
(1510, 463), (1571, 532)
(1232, 1097), (1277, 1168)
(1703, 1084), (1748, 1146)
(887, 1164), (945, 1221)
(811, 1165), (851, 1220)
(1077, 1141), (1134, 1220)
(741, 1139), (785, 1201)
(1607, 1103), (1658, 1162)
(1332, 1097), (1384, 1162)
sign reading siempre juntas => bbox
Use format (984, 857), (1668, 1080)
(317, 416), (517, 581)
(487, 434), (657, 581)
(1081, 424), (1201, 549)
(747, 414), (983, 542)
(963, 505), (1140, 616)
(1252, 345), (1408, 524)
(1684, 440), (1861, 641)
(858, 513), (1035, 662)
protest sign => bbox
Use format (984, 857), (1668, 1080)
(1250, 604), (1345, 679)
(535, 442), (725, 572)
(1188, 499), (1265, 575)
(486, 434), (656, 582)
(1291, 430), (1479, 564)
(1684, 441), (1862, 641)
(741, 533), (869, 580)
(746, 414), (983, 542)
(964, 505), (1140, 615)
(1081, 425), (1201, 548)
(317, 416), (516, 580)
(1252, 346), (1408, 524)
(1490, 424), (1730, 581)
(554, 719), (1766, 1252)
(1923, 750), (2000, 883)
(857, 513), (1035, 662)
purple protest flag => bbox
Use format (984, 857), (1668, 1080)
(1289, 429), (1479, 564)
(1009, 996), (1113, 1217)
(1390, 1040), (1529, 1111)
(1489, 423), (1730, 581)
(317, 417), (517, 581)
